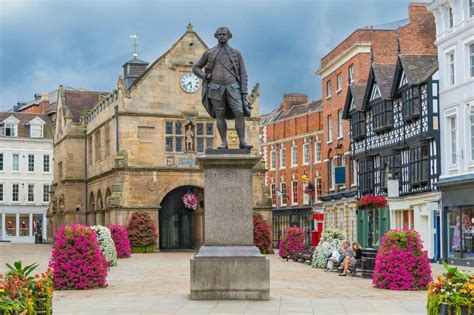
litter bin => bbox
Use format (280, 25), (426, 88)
(360, 248), (377, 279)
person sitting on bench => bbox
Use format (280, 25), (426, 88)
(339, 242), (363, 276)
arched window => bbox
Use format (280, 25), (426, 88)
(89, 192), (95, 210)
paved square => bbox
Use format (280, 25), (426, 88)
(0, 243), (437, 314)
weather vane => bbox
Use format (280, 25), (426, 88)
(130, 33), (138, 59)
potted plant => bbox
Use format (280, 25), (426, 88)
(311, 228), (345, 269)
(0, 261), (54, 315)
(278, 226), (305, 260)
(127, 212), (158, 253)
(427, 263), (473, 315)
(253, 214), (272, 254)
(91, 225), (118, 267)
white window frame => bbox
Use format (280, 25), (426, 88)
(337, 109), (343, 139)
(467, 42), (474, 79)
(27, 184), (34, 202)
(470, 0), (474, 19)
(12, 183), (19, 203)
(336, 73), (342, 92)
(43, 184), (50, 203)
(352, 159), (358, 187)
(28, 154), (35, 173)
(326, 80), (332, 98)
(348, 64), (354, 84)
(446, 112), (458, 167)
(12, 153), (20, 172)
(303, 143), (309, 165)
(327, 115), (333, 143)
(446, 50), (456, 86)
(448, 7), (454, 29)
(30, 124), (43, 138)
(303, 181), (309, 205)
(270, 150), (276, 170)
(330, 158), (336, 191)
(43, 155), (50, 173)
(280, 148), (286, 169)
(470, 105), (474, 162)
(291, 145), (298, 167)
(291, 180), (298, 205)
(280, 182), (287, 206)
(315, 142), (322, 163)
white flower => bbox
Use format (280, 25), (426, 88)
(311, 228), (345, 269)
(91, 225), (118, 267)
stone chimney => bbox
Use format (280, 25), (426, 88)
(282, 93), (308, 113)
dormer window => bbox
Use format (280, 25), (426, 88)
(28, 117), (46, 138)
(370, 83), (381, 101)
(401, 87), (420, 122)
(30, 124), (43, 138)
(1, 116), (19, 137)
(4, 123), (17, 137)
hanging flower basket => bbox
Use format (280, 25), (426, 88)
(303, 182), (315, 196)
(182, 192), (198, 210)
(356, 195), (387, 210)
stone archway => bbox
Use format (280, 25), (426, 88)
(159, 185), (204, 250)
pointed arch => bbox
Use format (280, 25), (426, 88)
(97, 190), (103, 210)
(89, 192), (95, 210)
(105, 187), (112, 208)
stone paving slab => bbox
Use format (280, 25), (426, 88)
(2, 243), (472, 314)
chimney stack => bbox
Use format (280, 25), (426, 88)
(282, 93), (308, 113)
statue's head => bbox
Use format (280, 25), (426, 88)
(214, 27), (232, 44)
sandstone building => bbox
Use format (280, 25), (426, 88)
(47, 25), (267, 249)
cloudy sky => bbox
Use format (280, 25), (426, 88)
(0, 0), (414, 114)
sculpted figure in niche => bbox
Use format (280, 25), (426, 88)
(193, 26), (252, 150)
(185, 124), (194, 151)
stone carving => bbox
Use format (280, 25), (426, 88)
(185, 123), (195, 151)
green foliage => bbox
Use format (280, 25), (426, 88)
(5, 261), (39, 279)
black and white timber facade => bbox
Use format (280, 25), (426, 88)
(343, 53), (442, 260)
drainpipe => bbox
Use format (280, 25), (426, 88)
(84, 128), (88, 226)
(115, 106), (119, 153)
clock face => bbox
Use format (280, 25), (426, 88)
(180, 72), (200, 93)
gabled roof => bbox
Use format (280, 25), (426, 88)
(62, 90), (108, 122)
(361, 63), (396, 109)
(391, 54), (438, 96)
(129, 26), (209, 90)
(0, 112), (53, 138)
(342, 82), (366, 119)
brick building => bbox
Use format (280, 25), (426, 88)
(260, 94), (323, 247)
(317, 2), (437, 243)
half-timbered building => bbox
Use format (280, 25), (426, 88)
(344, 53), (441, 259)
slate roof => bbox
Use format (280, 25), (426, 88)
(62, 90), (108, 122)
(260, 99), (322, 126)
(372, 63), (397, 99)
(400, 54), (438, 86)
(0, 112), (54, 139)
(349, 83), (367, 111)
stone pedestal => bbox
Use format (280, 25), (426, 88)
(190, 152), (270, 300)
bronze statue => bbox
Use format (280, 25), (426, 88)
(193, 26), (252, 150)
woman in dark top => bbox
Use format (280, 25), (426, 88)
(339, 242), (363, 276)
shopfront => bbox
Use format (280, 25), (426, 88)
(439, 175), (474, 266)
(1, 207), (47, 243)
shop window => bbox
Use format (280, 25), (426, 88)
(448, 207), (474, 258)
(19, 214), (30, 237)
(6, 214), (16, 236)
(33, 214), (43, 239)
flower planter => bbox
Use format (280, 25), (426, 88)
(131, 245), (155, 253)
(439, 303), (471, 315)
(35, 297), (53, 315)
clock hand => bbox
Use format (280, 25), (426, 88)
(186, 82), (192, 89)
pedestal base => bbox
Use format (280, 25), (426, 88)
(190, 246), (270, 300)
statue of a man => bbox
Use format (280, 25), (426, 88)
(193, 26), (252, 150)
